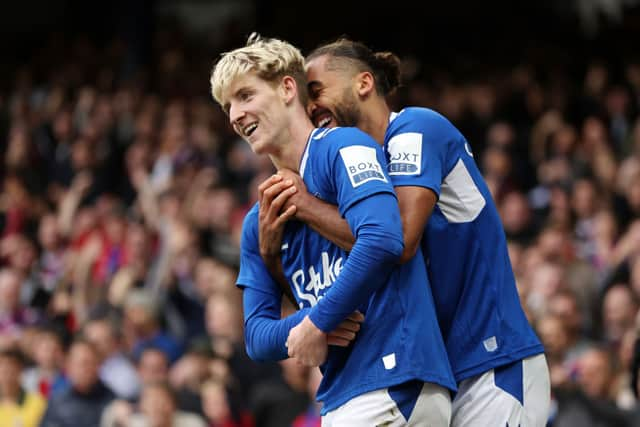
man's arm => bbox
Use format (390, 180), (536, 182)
(243, 286), (308, 361)
(273, 169), (355, 251)
(257, 174), (298, 305)
(272, 169), (436, 263)
(285, 133), (405, 365)
(286, 192), (403, 365)
(395, 186), (437, 263)
(243, 287), (364, 361)
(305, 193), (404, 332)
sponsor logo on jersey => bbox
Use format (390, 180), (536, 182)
(339, 145), (387, 187)
(387, 132), (422, 175)
(291, 251), (343, 307)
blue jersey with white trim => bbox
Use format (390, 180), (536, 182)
(384, 107), (544, 382)
(237, 127), (455, 413)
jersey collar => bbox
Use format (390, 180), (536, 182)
(299, 128), (319, 177)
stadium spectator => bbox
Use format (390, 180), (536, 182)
(21, 324), (67, 398)
(83, 316), (141, 399)
(128, 381), (206, 427)
(201, 377), (253, 427)
(122, 289), (183, 364)
(40, 339), (115, 427)
(249, 358), (311, 427)
(0, 268), (39, 348)
(602, 284), (638, 345)
(0, 348), (46, 427)
(100, 346), (170, 427)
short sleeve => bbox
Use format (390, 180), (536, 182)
(386, 109), (456, 197)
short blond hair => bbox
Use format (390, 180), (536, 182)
(210, 33), (308, 108)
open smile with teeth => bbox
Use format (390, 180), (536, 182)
(315, 114), (334, 128)
(243, 122), (258, 136)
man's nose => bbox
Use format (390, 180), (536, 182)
(229, 105), (245, 129)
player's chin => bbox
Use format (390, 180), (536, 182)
(246, 137), (264, 154)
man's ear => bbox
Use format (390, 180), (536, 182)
(356, 71), (375, 98)
(281, 76), (298, 104)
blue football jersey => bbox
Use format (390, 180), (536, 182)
(237, 127), (455, 413)
(385, 108), (544, 382)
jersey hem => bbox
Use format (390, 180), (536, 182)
(318, 371), (456, 415)
(453, 344), (544, 382)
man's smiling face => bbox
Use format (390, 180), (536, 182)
(223, 71), (288, 155)
(306, 55), (362, 129)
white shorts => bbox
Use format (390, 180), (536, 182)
(451, 353), (550, 427)
(322, 381), (451, 427)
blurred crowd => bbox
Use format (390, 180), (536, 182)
(0, 26), (639, 427)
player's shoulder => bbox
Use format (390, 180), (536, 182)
(242, 203), (260, 230)
(312, 126), (378, 150)
(238, 204), (261, 249)
(244, 202), (260, 218)
(391, 107), (459, 133)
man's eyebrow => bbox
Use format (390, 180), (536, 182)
(232, 85), (252, 99)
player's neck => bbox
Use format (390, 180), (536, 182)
(268, 119), (315, 172)
(359, 98), (390, 146)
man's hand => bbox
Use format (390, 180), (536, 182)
(327, 311), (364, 347)
(276, 169), (311, 219)
(258, 174), (297, 259)
(286, 315), (328, 366)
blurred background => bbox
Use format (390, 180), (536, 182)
(1, 1), (640, 426)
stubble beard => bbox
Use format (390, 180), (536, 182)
(333, 88), (361, 128)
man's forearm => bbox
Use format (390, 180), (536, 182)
(308, 223), (403, 332)
(296, 196), (355, 251)
(307, 193), (405, 332)
(263, 254), (297, 307)
(243, 287), (308, 361)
